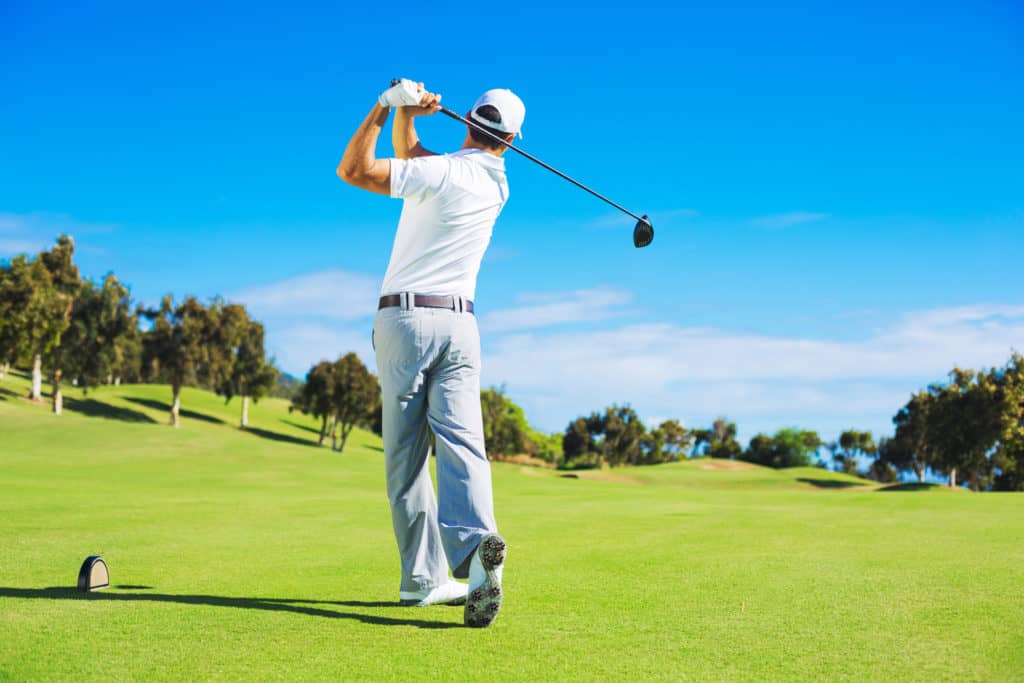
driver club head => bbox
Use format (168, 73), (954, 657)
(633, 215), (654, 248)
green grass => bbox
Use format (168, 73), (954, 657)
(1, 370), (1023, 681)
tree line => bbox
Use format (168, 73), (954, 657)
(546, 353), (1024, 491)
(5, 236), (1022, 489)
(0, 235), (277, 428)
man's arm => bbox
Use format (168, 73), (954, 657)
(337, 103), (393, 195)
(337, 82), (441, 193)
(392, 86), (442, 159)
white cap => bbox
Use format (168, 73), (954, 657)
(470, 88), (526, 139)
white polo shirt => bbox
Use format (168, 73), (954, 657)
(381, 148), (509, 301)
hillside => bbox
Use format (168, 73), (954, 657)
(1, 371), (1022, 681)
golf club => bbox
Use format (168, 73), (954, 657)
(391, 80), (654, 248)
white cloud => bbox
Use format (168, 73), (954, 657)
(230, 269), (380, 321)
(268, 322), (375, 377)
(236, 270), (1024, 441)
(751, 212), (829, 228)
(479, 287), (634, 332)
(480, 304), (1024, 435)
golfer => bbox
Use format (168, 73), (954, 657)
(337, 79), (524, 627)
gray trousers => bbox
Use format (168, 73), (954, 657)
(373, 303), (498, 592)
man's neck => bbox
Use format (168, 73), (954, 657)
(461, 136), (506, 157)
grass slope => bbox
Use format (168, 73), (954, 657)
(1, 371), (1023, 681)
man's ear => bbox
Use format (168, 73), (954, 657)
(504, 133), (515, 145)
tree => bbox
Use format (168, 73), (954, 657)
(207, 303), (278, 429)
(561, 405), (648, 467)
(641, 419), (693, 466)
(480, 386), (530, 458)
(60, 274), (136, 392)
(527, 428), (563, 465)
(775, 428), (822, 468)
(877, 436), (915, 482)
(109, 323), (143, 384)
(885, 353), (1024, 491)
(693, 418), (742, 459)
(866, 459), (898, 483)
(642, 426), (666, 465)
(38, 235), (81, 413)
(291, 361), (336, 446)
(561, 417), (595, 467)
(0, 250), (70, 400)
(359, 391), (383, 437)
(992, 353), (1024, 491)
(327, 352), (379, 453)
(0, 259), (13, 379)
(659, 419), (693, 462)
(744, 433), (775, 466)
(598, 405), (647, 466)
(742, 428), (822, 468)
(21, 257), (67, 402)
(234, 321), (278, 429)
(884, 391), (936, 483)
(927, 369), (1002, 489)
(0, 255), (43, 380)
(140, 295), (213, 427)
(830, 430), (877, 475)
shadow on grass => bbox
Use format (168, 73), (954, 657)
(244, 426), (318, 448)
(366, 445), (384, 453)
(123, 397), (225, 424)
(281, 418), (321, 435)
(877, 482), (940, 492)
(796, 477), (865, 489)
(0, 587), (460, 630)
(64, 396), (156, 424)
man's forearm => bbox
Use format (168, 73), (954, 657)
(338, 103), (390, 181)
(392, 109), (417, 159)
(392, 109), (435, 159)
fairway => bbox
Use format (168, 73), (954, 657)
(1, 373), (1022, 681)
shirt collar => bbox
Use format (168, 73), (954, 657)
(450, 148), (506, 171)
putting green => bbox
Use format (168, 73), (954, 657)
(1, 371), (1022, 681)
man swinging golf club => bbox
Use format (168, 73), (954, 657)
(337, 78), (522, 627)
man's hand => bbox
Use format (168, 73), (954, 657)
(380, 79), (442, 114)
(402, 85), (442, 117)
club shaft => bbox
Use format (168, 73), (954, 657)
(438, 107), (646, 225)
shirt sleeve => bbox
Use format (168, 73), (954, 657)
(389, 155), (450, 200)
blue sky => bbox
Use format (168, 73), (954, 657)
(2, 0), (1022, 440)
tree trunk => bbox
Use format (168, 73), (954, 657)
(31, 354), (42, 400)
(0, 361), (8, 380)
(949, 468), (957, 488)
(318, 414), (328, 445)
(329, 415), (339, 450)
(241, 395), (250, 429)
(106, 373), (113, 385)
(170, 386), (181, 428)
(53, 369), (63, 415)
(114, 376), (121, 386)
(336, 425), (350, 454)
(915, 466), (925, 483)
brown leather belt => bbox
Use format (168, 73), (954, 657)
(378, 294), (474, 314)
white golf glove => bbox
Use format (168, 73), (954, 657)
(378, 78), (423, 109)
